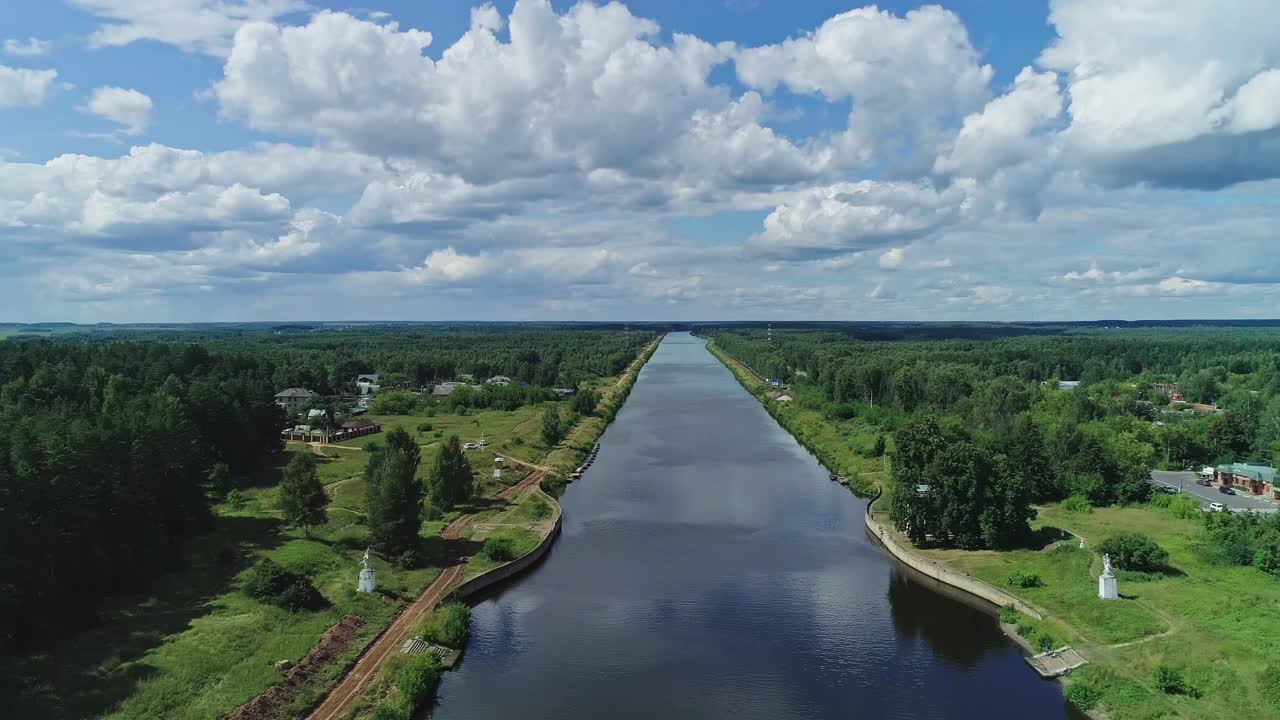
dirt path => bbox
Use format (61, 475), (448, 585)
(305, 469), (545, 720)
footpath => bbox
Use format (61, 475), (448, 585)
(305, 470), (544, 720)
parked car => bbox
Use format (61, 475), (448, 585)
(1209, 502), (1227, 512)
(463, 442), (479, 450)
(1219, 485), (1236, 495)
(1196, 479), (1209, 486)
(1160, 486), (1178, 494)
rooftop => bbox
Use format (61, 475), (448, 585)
(275, 387), (317, 398)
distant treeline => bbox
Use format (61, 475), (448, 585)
(710, 328), (1280, 549)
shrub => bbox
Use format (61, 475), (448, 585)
(1168, 495), (1201, 519)
(1064, 678), (1102, 711)
(420, 602), (472, 648)
(1099, 533), (1170, 571)
(225, 489), (245, 510)
(998, 605), (1021, 625)
(417, 422), (433, 432)
(241, 558), (324, 611)
(529, 498), (552, 520)
(1033, 630), (1056, 651)
(481, 536), (517, 562)
(1152, 664), (1190, 695)
(1148, 493), (1172, 509)
(397, 651), (443, 710)
(1061, 495), (1092, 513)
(372, 703), (408, 720)
(1262, 664), (1280, 709)
(1007, 570), (1043, 588)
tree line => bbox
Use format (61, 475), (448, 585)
(710, 326), (1280, 549)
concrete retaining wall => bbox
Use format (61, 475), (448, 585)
(864, 493), (1043, 620)
(453, 494), (564, 599)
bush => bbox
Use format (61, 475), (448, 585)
(241, 558), (324, 611)
(529, 498), (552, 520)
(1006, 570), (1043, 588)
(1168, 495), (1201, 519)
(1148, 493), (1172, 509)
(481, 536), (517, 562)
(372, 703), (408, 720)
(417, 422), (433, 432)
(225, 489), (246, 510)
(1061, 495), (1092, 513)
(420, 602), (472, 648)
(998, 605), (1021, 625)
(1064, 678), (1102, 711)
(1262, 664), (1280, 709)
(1033, 629), (1056, 651)
(1099, 532), (1170, 571)
(397, 651), (443, 710)
(1152, 664), (1190, 695)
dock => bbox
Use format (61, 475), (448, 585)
(1026, 646), (1088, 677)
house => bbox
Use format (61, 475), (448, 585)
(1057, 380), (1081, 391)
(275, 387), (318, 410)
(307, 408), (326, 419)
(432, 381), (466, 397)
(1216, 463), (1278, 498)
(355, 373), (380, 395)
(487, 375), (512, 386)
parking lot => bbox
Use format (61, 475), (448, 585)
(1149, 470), (1276, 513)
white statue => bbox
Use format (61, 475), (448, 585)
(358, 547), (377, 593)
(1098, 553), (1118, 600)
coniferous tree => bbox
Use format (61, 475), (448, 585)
(365, 428), (423, 556)
(427, 435), (474, 511)
(280, 452), (328, 537)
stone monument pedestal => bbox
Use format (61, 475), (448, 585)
(358, 566), (377, 593)
(1098, 570), (1118, 600)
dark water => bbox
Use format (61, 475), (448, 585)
(433, 333), (1080, 719)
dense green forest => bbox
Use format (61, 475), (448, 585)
(709, 327), (1280, 549)
(0, 326), (655, 655)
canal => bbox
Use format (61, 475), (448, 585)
(433, 332), (1081, 719)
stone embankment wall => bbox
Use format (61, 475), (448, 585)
(453, 491), (564, 599)
(864, 491), (1043, 620)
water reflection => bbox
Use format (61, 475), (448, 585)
(432, 333), (1078, 720)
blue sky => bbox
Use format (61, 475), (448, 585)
(1, 0), (1278, 322)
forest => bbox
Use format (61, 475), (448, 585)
(709, 326), (1280, 549)
(0, 325), (655, 655)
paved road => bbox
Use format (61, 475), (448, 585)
(1149, 470), (1275, 513)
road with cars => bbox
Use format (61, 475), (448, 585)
(1149, 470), (1276, 513)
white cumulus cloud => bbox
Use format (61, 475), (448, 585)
(85, 86), (153, 135)
(0, 64), (58, 107)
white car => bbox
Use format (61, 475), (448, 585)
(463, 442), (479, 450)
(1209, 502), (1226, 512)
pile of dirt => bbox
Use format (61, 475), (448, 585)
(227, 614), (367, 720)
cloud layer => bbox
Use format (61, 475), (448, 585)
(3, 0), (1280, 321)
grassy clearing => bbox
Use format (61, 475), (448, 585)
(462, 527), (544, 580)
(930, 502), (1280, 719)
(707, 340), (884, 493)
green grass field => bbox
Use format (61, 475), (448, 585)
(924, 502), (1280, 719)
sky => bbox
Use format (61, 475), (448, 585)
(1, 0), (1278, 323)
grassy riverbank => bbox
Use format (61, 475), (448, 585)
(706, 339), (881, 495)
(1, 382), (634, 720)
(707, 338), (1280, 720)
(543, 336), (662, 494)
